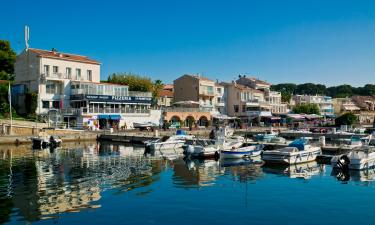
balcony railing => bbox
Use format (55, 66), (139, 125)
(43, 73), (81, 80)
(83, 107), (150, 114)
(164, 107), (212, 112)
(199, 90), (215, 96)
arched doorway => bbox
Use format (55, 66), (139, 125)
(198, 116), (209, 127)
(184, 116), (195, 128)
(169, 115), (181, 128)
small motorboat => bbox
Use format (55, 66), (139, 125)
(220, 144), (263, 159)
(255, 131), (278, 142)
(339, 136), (363, 150)
(146, 130), (194, 151)
(32, 135), (62, 149)
(262, 138), (321, 164)
(331, 146), (375, 170)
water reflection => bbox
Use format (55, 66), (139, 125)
(0, 142), (163, 223)
(262, 161), (325, 179)
(331, 167), (375, 184)
(1, 141), (374, 225)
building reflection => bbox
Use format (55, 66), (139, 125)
(220, 157), (264, 183)
(0, 142), (164, 223)
(262, 161), (325, 179)
(172, 158), (222, 188)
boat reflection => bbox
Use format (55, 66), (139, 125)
(331, 167), (375, 183)
(262, 161), (325, 179)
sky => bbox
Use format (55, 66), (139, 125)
(1, 0), (375, 86)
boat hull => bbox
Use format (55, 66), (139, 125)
(220, 149), (261, 159)
(262, 149), (321, 165)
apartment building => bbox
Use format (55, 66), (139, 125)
(292, 95), (335, 117)
(173, 74), (224, 114)
(221, 82), (271, 124)
(236, 75), (289, 114)
(14, 48), (160, 129)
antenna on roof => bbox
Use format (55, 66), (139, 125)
(24, 25), (30, 51)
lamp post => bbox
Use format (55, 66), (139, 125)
(0, 80), (12, 135)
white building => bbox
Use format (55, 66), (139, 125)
(292, 95), (335, 117)
(14, 48), (161, 129)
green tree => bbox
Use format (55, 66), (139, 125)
(335, 112), (358, 126)
(292, 103), (320, 114)
(0, 40), (16, 81)
(107, 73), (153, 92)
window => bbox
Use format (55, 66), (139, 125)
(52, 101), (60, 109)
(46, 81), (57, 94)
(43, 65), (50, 75)
(76, 68), (81, 80)
(242, 105), (246, 112)
(237, 92), (239, 100)
(53, 66), (58, 74)
(217, 88), (222, 94)
(42, 101), (49, 108)
(234, 105), (239, 113)
(66, 67), (72, 79)
(87, 70), (92, 81)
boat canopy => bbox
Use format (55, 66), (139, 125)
(288, 139), (308, 151)
(176, 129), (187, 135)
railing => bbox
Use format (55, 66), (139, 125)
(129, 91), (152, 97)
(44, 73), (75, 80)
(164, 107), (212, 112)
(82, 107), (150, 114)
(199, 90), (215, 96)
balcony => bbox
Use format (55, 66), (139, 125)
(247, 110), (272, 117)
(199, 90), (215, 96)
(215, 101), (225, 107)
(42, 73), (87, 81)
(83, 107), (150, 115)
(244, 99), (260, 106)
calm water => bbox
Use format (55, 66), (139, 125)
(1, 142), (375, 225)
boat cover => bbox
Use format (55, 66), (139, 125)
(288, 139), (307, 151)
(176, 130), (187, 135)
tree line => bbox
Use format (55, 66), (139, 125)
(271, 83), (375, 102)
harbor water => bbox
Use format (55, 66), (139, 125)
(1, 142), (375, 225)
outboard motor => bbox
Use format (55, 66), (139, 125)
(336, 155), (350, 170)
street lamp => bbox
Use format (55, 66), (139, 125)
(0, 80), (12, 135)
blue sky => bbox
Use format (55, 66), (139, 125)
(1, 0), (375, 86)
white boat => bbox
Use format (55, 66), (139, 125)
(146, 133), (195, 151)
(331, 146), (375, 170)
(220, 145), (263, 159)
(262, 139), (321, 164)
(183, 135), (246, 159)
(340, 136), (363, 150)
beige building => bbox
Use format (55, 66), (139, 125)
(236, 75), (288, 114)
(157, 84), (174, 108)
(14, 48), (101, 114)
(221, 82), (270, 123)
(173, 74), (224, 114)
(332, 98), (360, 115)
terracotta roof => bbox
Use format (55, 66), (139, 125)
(163, 84), (174, 90)
(185, 74), (214, 82)
(28, 48), (100, 65)
(236, 84), (263, 93)
(351, 95), (375, 110)
(240, 76), (270, 86)
(158, 89), (174, 98)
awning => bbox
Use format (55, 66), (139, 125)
(109, 114), (121, 120)
(98, 114), (121, 120)
(98, 114), (110, 119)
